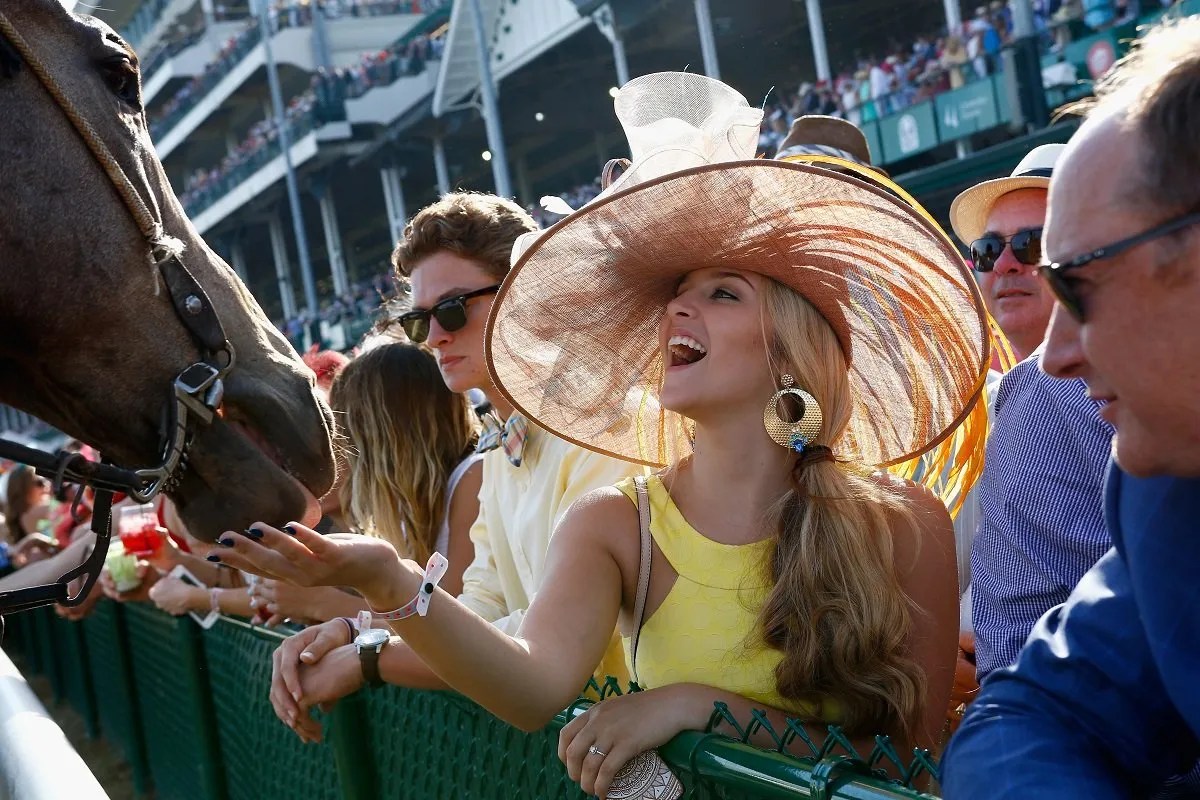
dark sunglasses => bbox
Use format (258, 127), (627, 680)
(969, 228), (1043, 272)
(396, 284), (501, 344)
(1039, 209), (1200, 322)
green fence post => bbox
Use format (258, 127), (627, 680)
(328, 690), (376, 800)
(54, 614), (99, 739)
(82, 600), (152, 797)
(202, 617), (341, 800)
(124, 603), (227, 800)
(33, 606), (64, 703)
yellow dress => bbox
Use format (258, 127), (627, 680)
(615, 475), (839, 721)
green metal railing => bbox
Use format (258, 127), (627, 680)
(3, 603), (941, 800)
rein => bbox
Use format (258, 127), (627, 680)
(0, 10), (234, 614)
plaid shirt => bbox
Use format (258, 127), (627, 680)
(970, 353), (1114, 680)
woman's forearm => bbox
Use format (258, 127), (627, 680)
(363, 571), (590, 732)
(315, 586), (368, 621)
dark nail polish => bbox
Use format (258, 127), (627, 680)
(218, 537), (234, 547)
(206, 555), (221, 563)
(244, 528), (263, 540)
(282, 524), (297, 536)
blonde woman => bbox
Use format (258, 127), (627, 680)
(329, 341), (481, 594)
(217, 73), (989, 798)
(246, 342), (482, 624)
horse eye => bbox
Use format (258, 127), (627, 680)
(102, 57), (141, 111)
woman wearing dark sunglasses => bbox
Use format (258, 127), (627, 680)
(949, 144), (1065, 362)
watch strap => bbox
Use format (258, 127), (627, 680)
(358, 641), (384, 688)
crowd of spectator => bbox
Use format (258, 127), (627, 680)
(278, 272), (398, 344)
(752, 0), (1168, 155)
(176, 91), (329, 214)
(170, 19), (446, 216)
(147, 0), (449, 143)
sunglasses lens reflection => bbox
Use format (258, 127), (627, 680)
(401, 315), (429, 343)
(971, 237), (1002, 272)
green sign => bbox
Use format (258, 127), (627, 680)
(878, 101), (937, 163)
(935, 79), (1001, 140)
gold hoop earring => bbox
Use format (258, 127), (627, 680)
(763, 375), (823, 452)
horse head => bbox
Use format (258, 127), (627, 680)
(0, 0), (336, 540)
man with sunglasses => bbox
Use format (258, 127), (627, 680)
(944, 18), (1200, 797)
(262, 194), (636, 740)
(950, 143), (1063, 362)
(944, 142), (1118, 726)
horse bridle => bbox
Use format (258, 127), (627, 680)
(0, 12), (235, 614)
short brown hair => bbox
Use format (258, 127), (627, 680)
(1091, 17), (1200, 211)
(391, 192), (538, 280)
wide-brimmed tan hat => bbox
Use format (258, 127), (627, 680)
(487, 72), (990, 481)
(949, 143), (1065, 244)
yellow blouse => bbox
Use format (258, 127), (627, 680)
(616, 475), (839, 721)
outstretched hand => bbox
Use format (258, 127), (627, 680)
(209, 522), (407, 603)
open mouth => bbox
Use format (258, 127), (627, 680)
(667, 335), (708, 368)
(222, 407), (320, 509)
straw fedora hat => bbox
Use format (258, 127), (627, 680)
(487, 72), (989, 474)
(949, 143), (1066, 244)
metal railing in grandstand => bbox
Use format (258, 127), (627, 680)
(5, 602), (943, 799)
(146, 0), (451, 145)
(0, 405), (37, 436)
(178, 99), (334, 218)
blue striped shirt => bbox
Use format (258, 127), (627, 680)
(970, 354), (1114, 679)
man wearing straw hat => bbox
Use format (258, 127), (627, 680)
(944, 18), (1200, 796)
(948, 144), (1115, 713)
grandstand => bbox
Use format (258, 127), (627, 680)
(83, 0), (1199, 352)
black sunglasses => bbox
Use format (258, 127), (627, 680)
(1039, 209), (1200, 322)
(396, 284), (501, 344)
(969, 228), (1043, 272)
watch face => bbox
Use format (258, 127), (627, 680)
(355, 628), (389, 648)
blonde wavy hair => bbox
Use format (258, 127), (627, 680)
(328, 343), (478, 562)
(758, 279), (925, 737)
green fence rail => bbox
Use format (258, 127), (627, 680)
(2, 603), (940, 800)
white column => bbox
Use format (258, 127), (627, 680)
(268, 213), (298, 320)
(944, 0), (963, 34)
(432, 135), (451, 196)
(466, 0), (513, 198)
(694, 0), (721, 80)
(592, 3), (630, 87)
(314, 185), (349, 297)
(380, 166), (408, 247)
(229, 238), (248, 282)
(805, 0), (831, 83)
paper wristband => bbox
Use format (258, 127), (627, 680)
(370, 552), (449, 621)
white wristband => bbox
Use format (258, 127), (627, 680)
(370, 552), (449, 621)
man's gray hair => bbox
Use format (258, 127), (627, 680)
(1088, 17), (1200, 212)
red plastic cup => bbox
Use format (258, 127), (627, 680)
(117, 506), (162, 557)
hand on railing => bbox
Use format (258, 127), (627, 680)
(268, 618), (361, 744)
(559, 686), (691, 800)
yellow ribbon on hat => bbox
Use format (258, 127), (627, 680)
(779, 152), (1016, 518)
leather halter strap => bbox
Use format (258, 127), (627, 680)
(0, 11), (236, 613)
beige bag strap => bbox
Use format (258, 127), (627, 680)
(631, 475), (652, 686)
